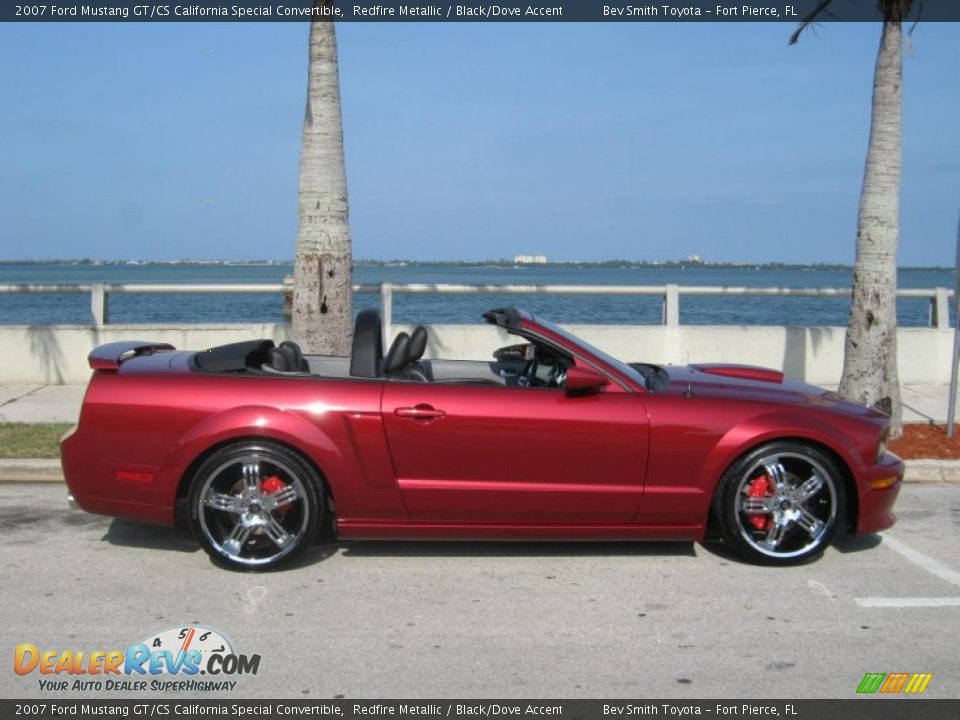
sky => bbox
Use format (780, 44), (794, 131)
(0, 20), (957, 265)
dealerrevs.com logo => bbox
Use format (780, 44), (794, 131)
(14, 626), (260, 693)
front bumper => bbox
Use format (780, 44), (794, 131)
(856, 452), (904, 534)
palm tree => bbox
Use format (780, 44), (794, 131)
(791, 1), (914, 436)
(292, 9), (353, 356)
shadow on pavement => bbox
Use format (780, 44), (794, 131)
(699, 533), (884, 563)
(98, 523), (698, 568)
(103, 518), (341, 569)
(695, 540), (747, 564)
(102, 519), (199, 553)
(286, 544), (340, 570)
(832, 532), (883, 554)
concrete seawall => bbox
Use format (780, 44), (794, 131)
(3, 323), (951, 385)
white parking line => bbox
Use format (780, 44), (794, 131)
(879, 533), (960, 587)
(856, 597), (960, 608)
(854, 533), (960, 608)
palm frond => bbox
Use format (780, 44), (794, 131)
(789, 0), (838, 45)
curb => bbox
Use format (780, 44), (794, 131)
(904, 459), (960, 484)
(0, 459), (63, 482)
(1, 459), (959, 483)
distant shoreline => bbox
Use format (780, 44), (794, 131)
(0, 258), (951, 272)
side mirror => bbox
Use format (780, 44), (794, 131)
(565, 366), (610, 392)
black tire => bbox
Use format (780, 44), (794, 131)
(187, 441), (325, 571)
(712, 441), (846, 566)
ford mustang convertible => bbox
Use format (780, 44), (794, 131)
(61, 307), (903, 570)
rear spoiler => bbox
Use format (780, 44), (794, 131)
(88, 341), (176, 371)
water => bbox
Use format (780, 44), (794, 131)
(0, 262), (952, 327)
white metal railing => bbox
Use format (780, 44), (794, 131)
(0, 281), (953, 331)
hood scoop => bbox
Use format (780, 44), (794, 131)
(690, 364), (784, 384)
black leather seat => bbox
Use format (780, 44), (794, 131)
(406, 326), (430, 381)
(266, 340), (309, 373)
(350, 309), (384, 378)
(383, 332), (410, 379)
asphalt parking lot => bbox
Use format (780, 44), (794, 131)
(1, 482), (958, 700)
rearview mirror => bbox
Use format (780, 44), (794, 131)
(565, 366), (609, 392)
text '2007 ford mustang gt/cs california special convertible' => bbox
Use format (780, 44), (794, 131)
(61, 307), (903, 570)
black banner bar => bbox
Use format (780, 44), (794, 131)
(2, 700), (960, 720)
(4, 0), (960, 23)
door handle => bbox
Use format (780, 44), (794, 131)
(395, 404), (446, 421)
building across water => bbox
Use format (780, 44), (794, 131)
(513, 254), (547, 264)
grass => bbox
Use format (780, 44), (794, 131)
(0, 423), (73, 459)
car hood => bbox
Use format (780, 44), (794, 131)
(659, 363), (888, 420)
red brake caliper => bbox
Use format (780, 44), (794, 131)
(261, 475), (289, 515)
(746, 474), (773, 531)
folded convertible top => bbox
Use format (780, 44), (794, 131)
(193, 339), (275, 373)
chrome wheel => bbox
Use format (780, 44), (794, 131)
(189, 443), (323, 570)
(715, 442), (845, 565)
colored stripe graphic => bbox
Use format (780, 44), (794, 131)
(857, 672), (932, 694)
(857, 673), (886, 694)
(880, 673), (909, 693)
(904, 673), (933, 694)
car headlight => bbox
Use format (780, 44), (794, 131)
(876, 426), (890, 462)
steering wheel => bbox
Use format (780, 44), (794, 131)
(548, 364), (566, 388)
(518, 357), (539, 387)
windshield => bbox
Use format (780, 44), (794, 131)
(531, 315), (650, 390)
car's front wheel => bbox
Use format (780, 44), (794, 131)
(188, 441), (324, 571)
(713, 441), (846, 565)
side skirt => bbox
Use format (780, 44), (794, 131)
(337, 521), (704, 542)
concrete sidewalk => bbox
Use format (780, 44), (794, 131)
(0, 382), (955, 425)
(2, 382), (959, 484)
(0, 384), (87, 423)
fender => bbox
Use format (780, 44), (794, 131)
(689, 409), (866, 528)
(153, 404), (407, 525)
(147, 405), (340, 511)
(700, 411), (863, 486)
(636, 404), (868, 536)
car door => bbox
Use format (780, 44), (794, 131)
(380, 378), (649, 524)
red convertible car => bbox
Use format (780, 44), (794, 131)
(61, 307), (903, 570)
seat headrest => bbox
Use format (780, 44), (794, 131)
(384, 332), (410, 375)
(278, 340), (308, 372)
(409, 326), (428, 362)
(350, 309), (384, 378)
(268, 347), (292, 372)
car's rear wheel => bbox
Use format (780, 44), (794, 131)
(713, 441), (845, 565)
(188, 441), (324, 571)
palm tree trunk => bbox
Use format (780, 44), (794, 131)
(292, 13), (353, 356)
(838, 19), (903, 436)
